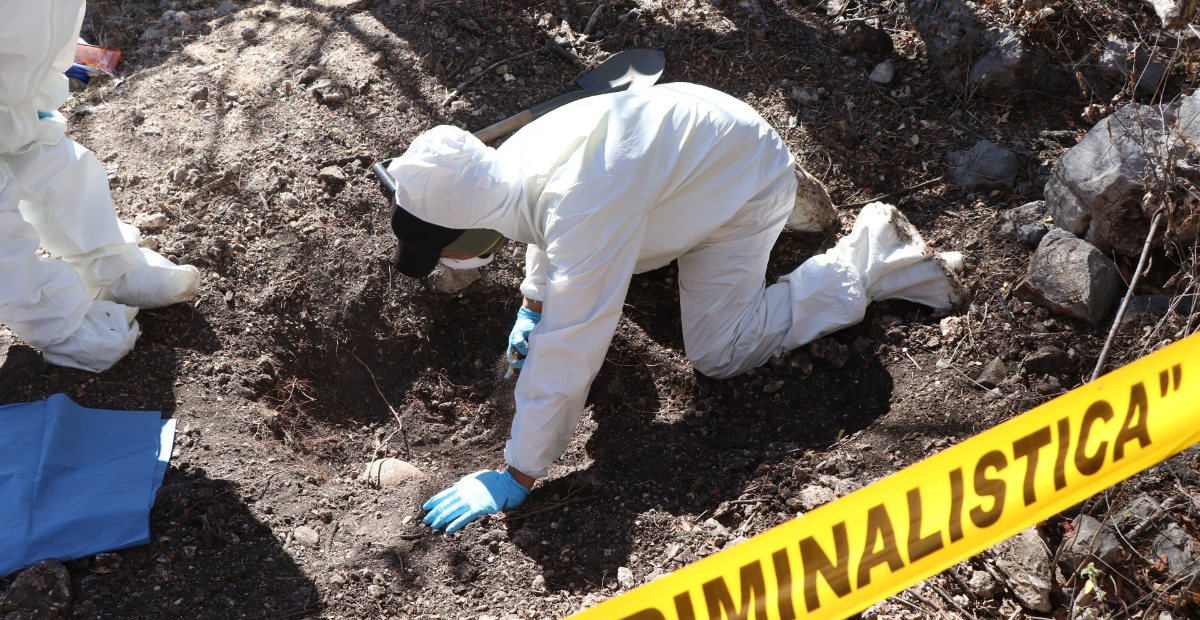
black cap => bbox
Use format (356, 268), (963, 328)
(390, 201), (465, 278)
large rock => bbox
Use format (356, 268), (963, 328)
(999, 200), (1051, 248)
(1044, 95), (1200, 256)
(1153, 522), (1197, 576)
(992, 527), (1053, 612)
(905, 0), (1076, 100)
(1057, 514), (1122, 576)
(1095, 40), (1168, 96)
(1, 560), (72, 619)
(1014, 229), (1123, 324)
(949, 140), (1020, 192)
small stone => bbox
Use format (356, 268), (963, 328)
(967, 569), (1001, 598)
(328, 574), (347, 586)
(130, 107), (145, 122)
(763, 380), (785, 394)
(530, 575), (547, 594)
(279, 192), (300, 208)
(992, 527), (1053, 612)
(1057, 514), (1121, 576)
(317, 166), (346, 184)
(869, 60), (895, 85)
(296, 66), (322, 86)
(370, 51), (386, 66)
(617, 567), (636, 590)
(1014, 228), (1123, 324)
(939, 315), (964, 340)
(999, 200), (1051, 249)
(293, 526), (320, 547)
(186, 86), (208, 102)
(426, 265), (481, 294)
(1023, 346), (1072, 378)
(0, 560), (72, 618)
(949, 140), (1020, 192)
(138, 237), (160, 252)
(215, 1), (237, 16)
(133, 212), (169, 232)
(796, 485), (837, 511)
(358, 458), (428, 488)
(367, 584), (386, 599)
(241, 26), (258, 41)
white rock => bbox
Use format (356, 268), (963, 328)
(617, 566), (636, 590)
(133, 213), (170, 231)
(293, 526), (320, 547)
(992, 527), (1053, 612)
(869, 60), (895, 85)
(426, 265), (481, 294)
(358, 458), (428, 488)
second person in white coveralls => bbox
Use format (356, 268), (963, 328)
(0, 0), (200, 373)
(384, 83), (965, 533)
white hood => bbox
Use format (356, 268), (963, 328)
(385, 126), (525, 238)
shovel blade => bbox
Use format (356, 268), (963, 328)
(575, 48), (665, 93)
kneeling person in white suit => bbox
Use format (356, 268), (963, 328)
(0, 0), (200, 373)
(384, 83), (965, 533)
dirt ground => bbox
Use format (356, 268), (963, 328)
(3, 0), (1200, 619)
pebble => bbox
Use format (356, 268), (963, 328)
(297, 66), (322, 86)
(617, 567), (636, 590)
(530, 575), (547, 594)
(133, 212), (169, 232)
(427, 265), (481, 294)
(318, 166), (347, 184)
(992, 527), (1052, 612)
(762, 380), (785, 394)
(869, 60), (895, 85)
(293, 526), (320, 547)
(187, 86), (208, 102)
(796, 485), (837, 511)
(241, 26), (258, 41)
(975, 357), (1007, 389)
(367, 584), (386, 599)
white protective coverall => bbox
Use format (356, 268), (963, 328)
(0, 0), (200, 372)
(388, 83), (964, 478)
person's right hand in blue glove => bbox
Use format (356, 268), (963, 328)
(423, 469), (531, 533)
(506, 304), (541, 370)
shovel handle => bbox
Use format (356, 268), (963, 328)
(474, 110), (536, 143)
(474, 88), (615, 143)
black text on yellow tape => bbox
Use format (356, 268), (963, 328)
(569, 334), (1200, 620)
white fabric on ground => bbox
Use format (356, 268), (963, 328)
(387, 83), (963, 478)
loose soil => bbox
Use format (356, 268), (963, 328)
(3, 1), (1199, 619)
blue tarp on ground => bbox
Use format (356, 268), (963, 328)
(0, 394), (175, 576)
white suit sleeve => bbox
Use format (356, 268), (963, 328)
(504, 206), (646, 478)
(519, 243), (548, 301)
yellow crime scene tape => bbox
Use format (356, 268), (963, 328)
(568, 333), (1200, 620)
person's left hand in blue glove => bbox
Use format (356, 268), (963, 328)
(423, 469), (533, 533)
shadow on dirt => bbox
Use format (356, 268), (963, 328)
(68, 469), (318, 620)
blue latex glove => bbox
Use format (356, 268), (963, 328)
(506, 306), (541, 370)
(423, 470), (531, 533)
